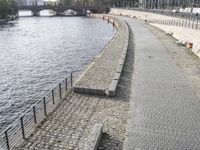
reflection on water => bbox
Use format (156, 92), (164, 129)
(0, 17), (115, 132)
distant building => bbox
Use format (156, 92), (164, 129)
(111, 0), (200, 9)
(139, 0), (200, 9)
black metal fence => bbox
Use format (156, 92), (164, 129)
(0, 72), (74, 150)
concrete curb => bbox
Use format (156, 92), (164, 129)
(84, 124), (103, 150)
(108, 20), (130, 97)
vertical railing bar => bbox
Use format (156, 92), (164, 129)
(5, 130), (10, 150)
(52, 90), (55, 104)
(65, 78), (68, 91)
(43, 97), (47, 116)
(20, 117), (26, 139)
(59, 83), (62, 99)
(71, 72), (73, 87)
(33, 106), (37, 124)
(196, 18), (199, 29)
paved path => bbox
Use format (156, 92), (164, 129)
(123, 17), (200, 149)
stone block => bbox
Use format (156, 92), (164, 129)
(84, 124), (103, 150)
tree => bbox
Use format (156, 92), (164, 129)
(0, 0), (18, 19)
(0, 0), (9, 18)
(181, 0), (189, 8)
(8, 0), (18, 15)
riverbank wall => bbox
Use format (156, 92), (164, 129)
(110, 8), (200, 58)
(74, 14), (129, 96)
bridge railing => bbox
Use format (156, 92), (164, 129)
(0, 72), (74, 150)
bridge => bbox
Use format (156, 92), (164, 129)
(18, 5), (109, 16)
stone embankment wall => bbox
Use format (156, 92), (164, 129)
(110, 8), (200, 58)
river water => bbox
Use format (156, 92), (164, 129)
(0, 17), (115, 132)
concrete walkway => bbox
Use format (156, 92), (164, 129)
(123, 17), (200, 149)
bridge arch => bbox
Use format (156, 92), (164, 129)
(18, 5), (109, 16)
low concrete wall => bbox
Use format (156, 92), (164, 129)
(110, 8), (200, 58)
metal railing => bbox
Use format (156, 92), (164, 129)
(0, 72), (74, 150)
(118, 7), (200, 30)
(148, 17), (200, 30)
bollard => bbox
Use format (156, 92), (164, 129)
(20, 117), (25, 139)
(33, 106), (37, 123)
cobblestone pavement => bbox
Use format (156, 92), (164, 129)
(123, 17), (200, 149)
(75, 18), (128, 91)
(15, 93), (129, 150)
(146, 24), (200, 102)
(14, 20), (134, 150)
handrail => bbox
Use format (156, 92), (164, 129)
(0, 71), (76, 150)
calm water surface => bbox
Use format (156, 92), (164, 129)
(0, 17), (115, 132)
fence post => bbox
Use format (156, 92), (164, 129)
(59, 83), (62, 99)
(65, 78), (68, 91)
(20, 117), (25, 139)
(196, 19), (199, 29)
(188, 17), (191, 28)
(52, 90), (54, 104)
(185, 18), (187, 27)
(71, 72), (73, 87)
(43, 97), (47, 116)
(33, 106), (37, 124)
(5, 130), (10, 150)
(182, 19), (184, 27)
(192, 18), (194, 28)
